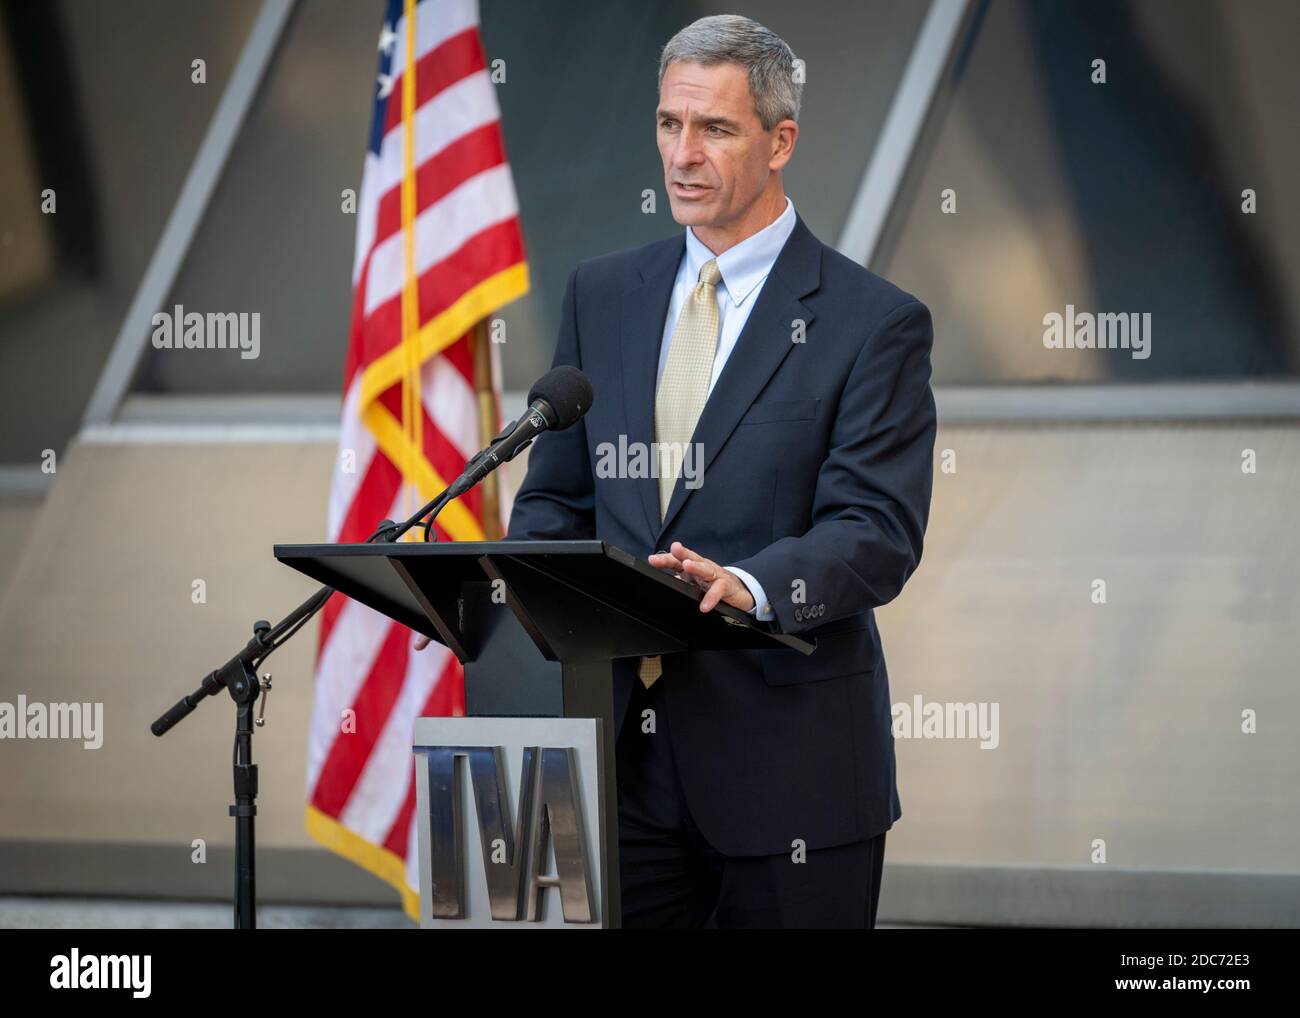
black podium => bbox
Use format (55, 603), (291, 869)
(274, 539), (814, 927)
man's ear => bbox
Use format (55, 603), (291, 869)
(769, 119), (798, 171)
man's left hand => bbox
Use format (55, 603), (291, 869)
(648, 541), (755, 613)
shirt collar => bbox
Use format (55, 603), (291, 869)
(683, 196), (797, 307)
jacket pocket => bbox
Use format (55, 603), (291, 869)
(759, 620), (875, 687)
(738, 397), (820, 425)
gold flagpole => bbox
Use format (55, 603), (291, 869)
(471, 318), (502, 540)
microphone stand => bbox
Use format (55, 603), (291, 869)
(148, 426), (513, 929)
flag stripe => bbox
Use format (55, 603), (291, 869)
(381, 27), (486, 137)
(364, 162), (521, 317)
(315, 456), (402, 653)
(359, 219), (526, 372)
(308, 600), (394, 794)
(326, 376), (378, 539)
(311, 619), (412, 817)
(366, 72), (504, 257)
(341, 643), (458, 842)
(373, 122), (508, 251)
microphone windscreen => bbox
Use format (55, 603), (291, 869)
(528, 365), (593, 430)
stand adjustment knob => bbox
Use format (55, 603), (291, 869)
(256, 675), (272, 727)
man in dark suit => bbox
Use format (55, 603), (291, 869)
(506, 14), (935, 928)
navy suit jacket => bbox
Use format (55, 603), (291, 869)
(507, 213), (936, 855)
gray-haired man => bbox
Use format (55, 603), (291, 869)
(507, 14), (936, 928)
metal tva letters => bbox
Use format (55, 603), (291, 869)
(418, 744), (597, 924)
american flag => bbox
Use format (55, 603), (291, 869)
(305, 0), (528, 919)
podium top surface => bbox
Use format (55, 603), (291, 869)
(273, 539), (814, 656)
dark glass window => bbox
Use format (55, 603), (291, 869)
(875, 0), (1300, 384)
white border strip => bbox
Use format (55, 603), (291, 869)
(79, 422), (342, 445)
(936, 383), (1300, 423)
(74, 391), (532, 446)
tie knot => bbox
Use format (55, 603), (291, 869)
(697, 259), (722, 288)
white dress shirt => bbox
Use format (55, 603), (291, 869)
(655, 196), (797, 622)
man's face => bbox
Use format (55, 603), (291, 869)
(656, 60), (785, 232)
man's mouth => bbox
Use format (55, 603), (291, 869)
(673, 182), (712, 195)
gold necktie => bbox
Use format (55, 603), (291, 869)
(655, 258), (722, 522)
(640, 258), (723, 689)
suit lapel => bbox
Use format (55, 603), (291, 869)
(657, 214), (820, 538)
(617, 214), (822, 544)
(619, 233), (684, 540)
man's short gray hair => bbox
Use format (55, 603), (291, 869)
(658, 15), (801, 131)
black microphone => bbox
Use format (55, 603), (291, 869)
(446, 365), (593, 498)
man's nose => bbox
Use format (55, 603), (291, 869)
(671, 129), (704, 169)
